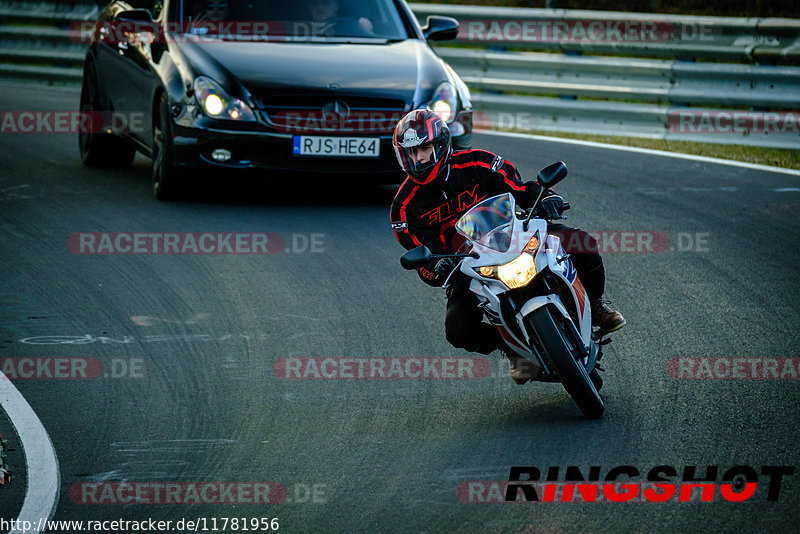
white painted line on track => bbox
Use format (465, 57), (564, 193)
(478, 130), (800, 178)
(0, 370), (60, 533)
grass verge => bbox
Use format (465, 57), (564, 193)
(481, 127), (800, 170)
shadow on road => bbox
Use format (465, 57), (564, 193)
(458, 390), (610, 428)
(121, 157), (402, 207)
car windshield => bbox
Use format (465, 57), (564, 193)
(174, 0), (409, 41)
(455, 194), (516, 253)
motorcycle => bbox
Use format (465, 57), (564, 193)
(400, 162), (610, 419)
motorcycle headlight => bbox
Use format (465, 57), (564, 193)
(474, 235), (539, 289)
(193, 76), (256, 121)
(497, 254), (536, 289)
(428, 81), (457, 123)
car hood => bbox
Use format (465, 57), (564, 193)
(178, 39), (445, 108)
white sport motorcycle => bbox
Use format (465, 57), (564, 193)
(401, 162), (609, 419)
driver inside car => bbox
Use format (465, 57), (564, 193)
(307, 0), (373, 36)
(389, 109), (626, 384)
(187, 0), (230, 33)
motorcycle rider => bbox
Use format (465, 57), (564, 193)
(390, 109), (625, 384)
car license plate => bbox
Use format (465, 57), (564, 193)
(293, 136), (380, 158)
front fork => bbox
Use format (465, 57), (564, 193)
(538, 273), (600, 374)
(559, 309), (601, 374)
(515, 288), (599, 378)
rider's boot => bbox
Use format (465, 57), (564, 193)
(590, 298), (626, 334)
(502, 351), (537, 385)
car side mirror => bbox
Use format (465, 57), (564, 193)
(114, 8), (157, 38)
(115, 9), (153, 23)
(400, 246), (433, 269)
(422, 16), (459, 41)
(536, 161), (568, 188)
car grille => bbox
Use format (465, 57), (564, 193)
(258, 95), (408, 136)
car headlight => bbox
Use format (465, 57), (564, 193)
(428, 81), (457, 123)
(474, 235), (539, 289)
(193, 76), (256, 121)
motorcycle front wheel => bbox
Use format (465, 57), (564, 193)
(528, 306), (605, 419)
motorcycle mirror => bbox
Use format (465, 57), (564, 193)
(400, 246), (433, 270)
(536, 161), (568, 188)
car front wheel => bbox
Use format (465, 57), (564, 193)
(78, 64), (136, 168)
(152, 92), (183, 201)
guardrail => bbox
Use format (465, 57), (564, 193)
(0, 1), (798, 148)
(413, 4), (800, 149)
(0, 1), (94, 82)
(412, 4), (800, 64)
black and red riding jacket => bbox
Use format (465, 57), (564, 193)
(390, 149), (553, 287)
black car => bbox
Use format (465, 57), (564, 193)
(78, 0), (473, 199)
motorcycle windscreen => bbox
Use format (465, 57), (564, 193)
(455, 193), (515, 253)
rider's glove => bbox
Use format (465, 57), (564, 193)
(434, 257), (459, 278)
(538, 194), (565, 220)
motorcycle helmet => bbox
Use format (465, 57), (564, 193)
(393, 109), (451, 185)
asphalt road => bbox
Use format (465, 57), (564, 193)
(1, 82), (799, 533)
